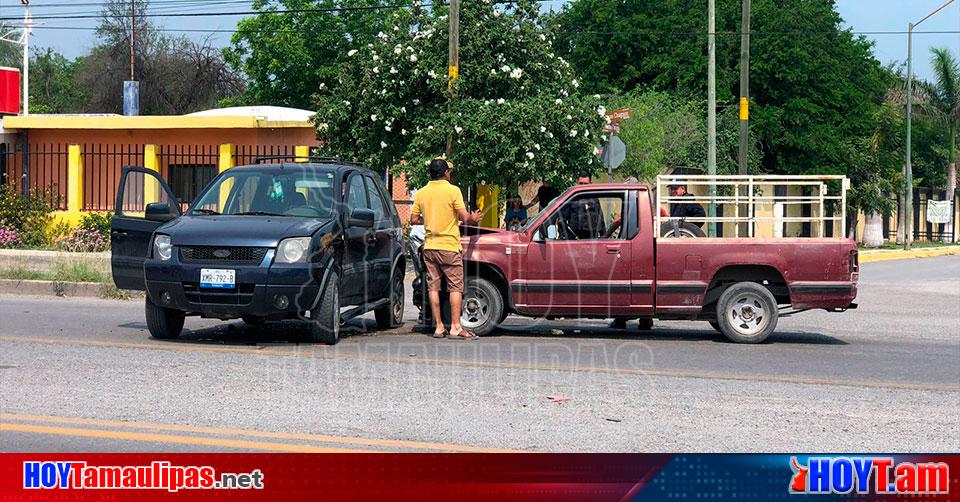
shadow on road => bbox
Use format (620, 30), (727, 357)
(140, 318), (382, 347)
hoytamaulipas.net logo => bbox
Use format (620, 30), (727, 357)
(789, 456), (949, 495)
(23, 461), (264, 492)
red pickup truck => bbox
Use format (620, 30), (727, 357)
(412, 182), (859, 343)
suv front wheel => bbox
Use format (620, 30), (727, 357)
(310, 272), (340, 345)
(145, 296), (185, 339)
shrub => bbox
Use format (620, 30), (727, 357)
(0, 185), (56, 248)
(54, 227), (110, 253)
(79, 212), (113, 238)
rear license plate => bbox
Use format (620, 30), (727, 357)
(200, 268), (235, 289)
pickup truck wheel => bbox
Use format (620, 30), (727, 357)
(659, 222), (706, 238)
(309, 273), (340, 345)
(145, 296), (185, 340)
(638, 318), (654, 331)
(461, 277), (503, 337)
(716, 282), (778, 343)
(708, 321), (722, 333)
(375, 267), (405, 329)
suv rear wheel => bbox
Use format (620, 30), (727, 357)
(310, 273), (340, 345)
(715, 282), (778, 343)
(145, 296), (185, 339)
(375, 266), (405, 329)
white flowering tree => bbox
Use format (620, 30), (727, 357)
(313, 0), (605, 189)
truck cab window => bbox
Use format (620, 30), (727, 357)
(546, 192), (625, 240)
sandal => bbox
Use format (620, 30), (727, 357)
(432, 330), (448, 339)
(447, 329), (478, 340)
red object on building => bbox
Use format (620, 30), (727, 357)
(0, 67), (21, 116)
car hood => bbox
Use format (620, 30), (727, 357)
(461, 225), (522, 245)
(160, 215), (332, 248)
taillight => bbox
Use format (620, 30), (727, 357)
(849, 250), (859, 274)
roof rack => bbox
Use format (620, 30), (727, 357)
(656, 174), (850, 238)
(252, 155), (365, 167)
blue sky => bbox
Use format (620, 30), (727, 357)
(1, 0), (958, 82)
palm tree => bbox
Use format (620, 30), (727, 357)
(925, 47), (959, 242)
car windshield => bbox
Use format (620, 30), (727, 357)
(190, 168), (337, 219)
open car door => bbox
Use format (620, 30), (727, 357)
(111, 166), (181, 290)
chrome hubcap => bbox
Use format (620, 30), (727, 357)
(461, 289), (489, 329)
(727, 293), (767, 336)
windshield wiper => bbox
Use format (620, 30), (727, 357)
(192, 208), (220, 215)
(234, 211), (286, 216)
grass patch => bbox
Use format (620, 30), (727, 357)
(52, 260), (106, 283)
(874, 241), (957, 250)
(0, 265), (48, 281)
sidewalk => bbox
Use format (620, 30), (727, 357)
(859, 245), (960, 263)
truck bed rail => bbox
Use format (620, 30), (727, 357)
(656, 174), (850, 238)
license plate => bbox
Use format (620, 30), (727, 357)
(200, 268), (235, 289)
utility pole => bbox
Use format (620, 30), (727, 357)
(905, 0), (955, 250)
(706, 0), (717, 237)
(130, 0), (135, 81)
(737, 0), (750, 175)
(21, 0), (30, 116)
(445, 0), (460, 156)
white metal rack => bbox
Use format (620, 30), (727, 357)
(655, 174), (850, 238)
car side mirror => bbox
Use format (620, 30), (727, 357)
(348, 208), (375, 228)
(145, 202), (178, 222)
(546, 224), (559, 240)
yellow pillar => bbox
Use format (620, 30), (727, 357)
(67, 145), (84, 214)
(144, 144), (160, 205)
(218, 144), (236, 210)
(295, 145), (310, 163)
(477, 183), (500, 228)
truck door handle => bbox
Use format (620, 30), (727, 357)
(365, 235), (377, 245)
(606, 246), (620, 254)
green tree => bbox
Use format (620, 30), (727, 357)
(226, 0), (390, 109)
(314, 0), (604, 190)
(29, 49), (87, 114)
(0, 21), (21, 69)
(555, 0), (888, 176)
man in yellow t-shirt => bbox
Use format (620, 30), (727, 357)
(410, 158), (482, 340)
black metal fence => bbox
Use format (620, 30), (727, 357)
(883, 188), (958, 242)
(236, 144), (298, 166)
(0, 142), (70, 209)
(81, 144), (145, 211)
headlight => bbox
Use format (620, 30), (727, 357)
(153, 235), (172, 261)
(275, 237), (311, 264)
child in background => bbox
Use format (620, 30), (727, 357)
(504, 195), (528, 231)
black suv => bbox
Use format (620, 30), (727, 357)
(110, 158), (406, 345)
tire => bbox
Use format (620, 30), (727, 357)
(375, 265), (405, 329)
(145, 296), (185, 340)
(610, 318), (628, 330)
(715, 282), (778, 343)
(659, 222), (706, 238)
(708, 321), (722, 333)
(242, 315), (266, 327)
(637, 318), (654, 331)
(309, 272), (340, 345)
(460, 277), (503, 337)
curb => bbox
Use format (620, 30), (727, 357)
(859, 245), (960, 263)
(0, 279), (113, 299)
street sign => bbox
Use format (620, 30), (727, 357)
(605, 108), (632, 122)
(602, 135), (626, 171)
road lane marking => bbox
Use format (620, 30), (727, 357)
(3, 335), (958, 393)
(0, 413), (520, 453)
(0, 422), (372, 453)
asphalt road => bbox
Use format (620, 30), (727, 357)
(1, 256), (958, 452)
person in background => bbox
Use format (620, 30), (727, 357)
(504, 195), (528, 230)
(668, 184), (706, 227)
(410, 158), (483, 340)
(524, 181), (561, 212)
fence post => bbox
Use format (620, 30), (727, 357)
(218, 144), (236, 210)
(295, 145), (310, 163)
(144, 144), (160, 205)
(66, 145), (84, 214)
